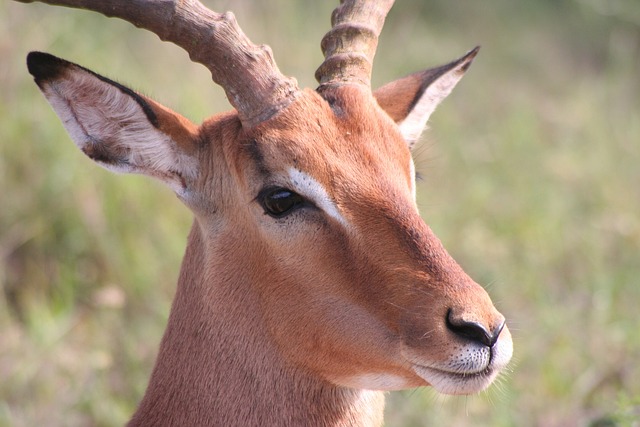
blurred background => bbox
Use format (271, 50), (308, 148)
(1, 0), (639, 425)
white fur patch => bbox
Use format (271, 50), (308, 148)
(287, 168), (349, 228)
(345, 373), (413, 391)
(40, 69), (197, 193)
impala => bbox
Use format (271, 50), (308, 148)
(19, 0), (513, 425)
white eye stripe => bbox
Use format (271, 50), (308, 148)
(287, 168), (349, 228)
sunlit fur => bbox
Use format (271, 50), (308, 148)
(29, 52), (512, 426)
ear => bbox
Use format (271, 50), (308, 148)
(374, 47), (479, 150)
(26, 51), (200, 195)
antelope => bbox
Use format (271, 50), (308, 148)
(19, 0), (513, 425)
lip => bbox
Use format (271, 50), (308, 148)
(414, 360), (494, 378)
(412, 362), (498, 395)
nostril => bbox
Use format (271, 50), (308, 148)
(491, 319), (506, 347)
(446, 309), (504, 348)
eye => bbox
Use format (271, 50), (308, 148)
(258, 187), (307, 218)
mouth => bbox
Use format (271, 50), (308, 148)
(408, 327), (513, 395)
(412, 363), (498, 395)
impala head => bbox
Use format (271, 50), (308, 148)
(25, 0), (511, 397)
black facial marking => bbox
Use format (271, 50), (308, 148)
(246, 139), (270, 177)
(320, 91), (346, 118)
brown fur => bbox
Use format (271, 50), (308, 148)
(26, 34), (511, 427)
(124, 86), (507, 425)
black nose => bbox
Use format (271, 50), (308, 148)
(446, 309), (505, 348)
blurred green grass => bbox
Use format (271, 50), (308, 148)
(1, 0), (639, 426)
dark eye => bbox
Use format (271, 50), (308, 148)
(258, 187), (306, 218)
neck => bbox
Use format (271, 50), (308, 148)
(128, 222), (385, 427)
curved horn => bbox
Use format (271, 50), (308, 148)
(315, 0), (395, 90)
(15, 0), (299, 128)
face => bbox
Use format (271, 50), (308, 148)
(196, 86), (512, 395)
(28, 50), (512, 397)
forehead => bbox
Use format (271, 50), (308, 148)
(243, 87), (413, 193)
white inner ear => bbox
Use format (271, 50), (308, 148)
(41, 70), (197, 193)
(398, 68), (467, 149)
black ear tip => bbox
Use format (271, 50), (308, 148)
(467, 46), (481, 60)
(27, 51), (69, 82)
(459, 46), (480, 71)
